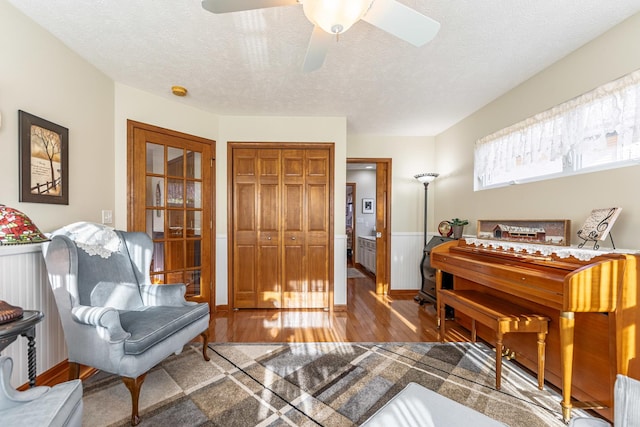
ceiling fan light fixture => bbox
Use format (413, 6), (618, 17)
(302, 0), (372, 34)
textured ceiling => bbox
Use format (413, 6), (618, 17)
(7, 0), (640, 136)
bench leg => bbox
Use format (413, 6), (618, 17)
(471, 319), (477, 342)
(439, 301), (446, 342)
(537, 331), (546, 390)
(495, 333), (503, 390)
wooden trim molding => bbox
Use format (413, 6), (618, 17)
(18, 360), (97, 390)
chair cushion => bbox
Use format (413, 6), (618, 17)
(119, 303), (209, 355)
(1, 380), (83, 427)
(76, 246), (144, 310)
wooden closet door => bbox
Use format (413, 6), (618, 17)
(233, 148), (282, 308)
(282, 148), (330, 308)
(231, 144), (331, 309)
(256, 149), (282, 308)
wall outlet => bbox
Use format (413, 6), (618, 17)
(101, 210), (113, 224)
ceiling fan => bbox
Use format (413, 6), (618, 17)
(201, 0), (440, 72)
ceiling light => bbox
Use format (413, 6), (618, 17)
(302, 0), (373, 35)
(171, 86), (188, 97)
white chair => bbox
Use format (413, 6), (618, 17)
(361, 382), (507, 427)
(0, 356), (83, 427)
(43, 222), (210, 426)
(569, 374), (640, 427)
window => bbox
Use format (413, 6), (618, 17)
(474, 69), (640, 191)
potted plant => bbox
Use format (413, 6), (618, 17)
(449, 218), (468, 239)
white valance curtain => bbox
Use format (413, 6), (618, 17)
(474, 69), (640, 190)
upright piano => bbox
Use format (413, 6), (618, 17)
(431, 238), (640, 422)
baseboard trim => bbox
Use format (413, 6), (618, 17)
(17, 360), (97, 390)
(388, 289), (419, 298)
(333, 304), (347, 312)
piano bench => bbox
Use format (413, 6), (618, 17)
(438, 289), (550, 391)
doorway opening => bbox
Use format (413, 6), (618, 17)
(346, 182), (355, 262)
(346, 158), (391, 294)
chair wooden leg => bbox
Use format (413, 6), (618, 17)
(68, 362), (80, 380)
(201, 330), (210, 361)
(122, 373), (147, 426)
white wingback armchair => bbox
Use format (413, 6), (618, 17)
(0, 356), (83, 426)
(43, 222), (210, 425)
(569, 374), (640, 427)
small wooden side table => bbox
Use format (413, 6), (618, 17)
(0, 310), (45, 387)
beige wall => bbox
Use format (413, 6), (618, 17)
(0, 0), (114, 232)
(435, 13), (640, 249)
(113, 83), (220, 229)
(347, 135), (437, 234)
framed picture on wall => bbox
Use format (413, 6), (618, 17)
(18, 110), (69, 205)
(362, 198), (374, 214)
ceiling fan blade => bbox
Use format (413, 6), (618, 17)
(302, 26), (333, 72)
(201, 0), (298, 14)
(362, 0), (440, 47)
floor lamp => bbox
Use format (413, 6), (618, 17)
(413, 173), (439, 304)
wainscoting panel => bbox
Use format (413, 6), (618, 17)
(215, 234), (228, 308)
(390, 232), (428, 290)
(0, 244), (66, 388)
(334, 235), (347, 306)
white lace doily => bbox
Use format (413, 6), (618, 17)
(54, 222), (121, 259)
(463, 237), (629, 261)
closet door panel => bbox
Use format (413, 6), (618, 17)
(282, 244), (305, 308)
(257, 244), (280, 308)
(302, 150), (330, 308)
(234, 245), (256, 308)
(233, 149), (258, 308)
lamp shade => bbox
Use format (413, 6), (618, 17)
(0, 204), (48, 245)
(303, 0), (372, 34)
(414, 172), (439, 184)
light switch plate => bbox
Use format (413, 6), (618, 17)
(101, 210), (113, 224)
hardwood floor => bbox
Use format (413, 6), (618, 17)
(210, 260), (468, 343)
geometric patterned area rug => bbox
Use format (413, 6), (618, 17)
(82, 342), (595, 427)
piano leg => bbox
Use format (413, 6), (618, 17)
(496, 333), (503, 390)
(537, 331), (546, 390)
(560, 311), (576, 422)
